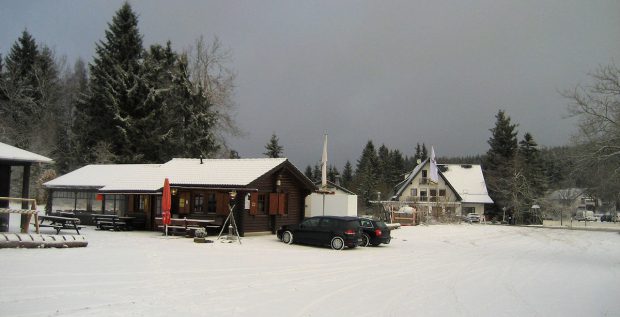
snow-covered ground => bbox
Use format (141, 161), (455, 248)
(1, 224), (619, 317)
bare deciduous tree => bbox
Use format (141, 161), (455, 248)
(563, 63), (620, 208)
(185, 36), (244, 156)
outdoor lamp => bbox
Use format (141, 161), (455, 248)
(171, 188), (177, 195)
(229, 190), (237, 201)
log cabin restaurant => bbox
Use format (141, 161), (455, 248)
(43, 158), (316, 236)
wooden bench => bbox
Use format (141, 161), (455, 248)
(91, 214), (129, 231)
(155, 217), (215, 237)
(38, 215), (82, 235)
(157, 225), (203, 237)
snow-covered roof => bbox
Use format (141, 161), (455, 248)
(0, 142), (53, 164)
(101, 158), (288, 191)
(44, 158), (291, 192)
(44, 164), (160, 189)
(392, 158), (429, 199)
(440, 164), (494, 204)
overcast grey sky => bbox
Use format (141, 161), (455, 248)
(2, 1), (619, 169)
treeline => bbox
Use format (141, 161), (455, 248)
(0, 3), (238, 196)
(302, 114), (594, 215)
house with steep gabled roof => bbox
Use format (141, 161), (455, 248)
(391, 158), (493, 219)
(44, 158), (315, 235)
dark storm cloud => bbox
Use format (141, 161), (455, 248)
(2, 0), (619, 169)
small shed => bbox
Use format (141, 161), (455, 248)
(0, 142), (53, 232)
(305, 180), (358, 217)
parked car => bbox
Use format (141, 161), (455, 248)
(464, 213), (481, 223)
(600, 215), (617, 222)
(276, 216), (362, 250)
(358, 218), (391, 247)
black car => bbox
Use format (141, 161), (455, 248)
(601, 215), (616, 222)
(359, 218), (391, 247)
(276, 216), (362, 250)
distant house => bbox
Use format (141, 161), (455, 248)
(391, 158), (493, 218)
(546, 188), (600, 215)
(44, 158), (315, 235)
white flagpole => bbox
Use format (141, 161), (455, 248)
(321, 133), (328, 189)
(430, 146), (438, 183)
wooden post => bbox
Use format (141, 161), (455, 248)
(20, 164), (31, 232)
(45, 188), (53, 214)
(0, 165), (10, 232)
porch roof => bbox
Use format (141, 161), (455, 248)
(44, 164), (160, 190)
(0, 142), (53, 164)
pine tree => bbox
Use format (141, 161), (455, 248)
(172, 54), (219, 159)
(342, 161), (353, 189)
(2, 30), (60, 150)
(263, 133), (284, 158)
(75, 2), (145, 163)
(484, 110), (519, 212)
(517, 132), (547, 201)
(388, 149), (405, 186)
(355, 140), (379, 207)
(414, 143), (422, 163)
(310, 164), (320, 182)
(304, 165), (313, 180)
(421, 143), (428, 161)
(377, 144), (390, 183)
(328, 165), (339, 183)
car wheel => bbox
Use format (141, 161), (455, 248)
(360, 233), (370, 247)
(330, 236), (345, 250)
(282, 231), (293, 244)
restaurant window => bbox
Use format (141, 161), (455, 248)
(258, 194), (268, 214)
(194, 193), (204, 213)
(134, 195), (146, 212)
(207, 193), (216, 214)
(155, 196), (162, 217)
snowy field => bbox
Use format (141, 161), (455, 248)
(1, 224), (619, 317)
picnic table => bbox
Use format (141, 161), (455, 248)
(91, 214), (135, 231)
(39, 215), (82, 235)
(155, 217), (216, 237)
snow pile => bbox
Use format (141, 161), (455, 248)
(1, 225), (618, 316)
